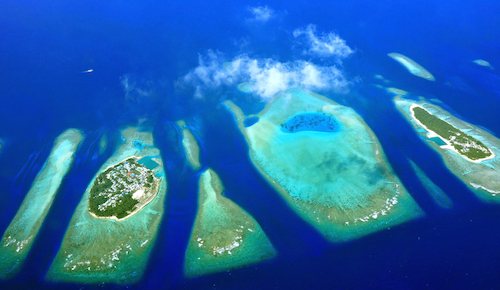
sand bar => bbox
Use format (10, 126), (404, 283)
(388, 52), (435, 81)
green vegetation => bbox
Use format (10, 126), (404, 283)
(88, 157), (159, 219)
(412, 107), (492, 160)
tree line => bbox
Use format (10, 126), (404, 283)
(413, 107), (491, 160)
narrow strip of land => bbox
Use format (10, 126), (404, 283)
(410, 104), (494, 162)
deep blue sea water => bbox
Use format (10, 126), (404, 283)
(1, 0), (500, 289)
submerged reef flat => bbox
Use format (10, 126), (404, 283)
(184, 169), (276, 277)
(225, 88), (422, 242)
(0, 129), (84, 279)
(46, 127), (167, 284)
(409, 160), (452, 208)
(386, 87), (408, 96)
(99, 133), (107, 155)
(394, 96), (500, 202)
(388, 53), (435, 81)
(473, 59), (494, 70)
(237, 82), (255, 93)
(176, 120), (202, 170)
(374, 74), (391, 84)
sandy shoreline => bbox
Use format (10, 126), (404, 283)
(47, 127), (167, 284)
(409, 103), (495, 163)
(87, 155), (161, 222)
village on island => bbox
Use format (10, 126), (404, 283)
(410, 104), (493, 162)
(88, 157), (160, 220)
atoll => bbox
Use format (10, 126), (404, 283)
(225, 88), (423, 242)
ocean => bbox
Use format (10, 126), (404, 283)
(1, 0), (500, 289)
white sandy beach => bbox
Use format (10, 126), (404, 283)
(409, 103), (495, 163)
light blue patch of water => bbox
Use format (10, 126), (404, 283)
(137, 156), (160, 170)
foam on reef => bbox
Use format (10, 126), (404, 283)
(0, 129), (84, 279)
(184, 169), (276, 277)
(176, 120), (202, 170)
(225, 88), (423, 242)
(394, 96), (500, 202)
(388, 53), (435, 81)
(46, 127), (167, 284)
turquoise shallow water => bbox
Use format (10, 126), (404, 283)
(0, 0), (499, 288)
(137, 156), (160, 170)
(45, 128), (167, 284)
(429, 136), (447, 146)
(231, 88), (423, 243)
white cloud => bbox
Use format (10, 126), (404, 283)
(181, 50), (351, 101)
(293, 24), (353, 59)
(120, 74), (153, 101)
(247, 6), (275, 23)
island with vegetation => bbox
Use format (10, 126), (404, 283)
(411, 105), (493, 161)
(88, 157), (160, 220)
(393, 94), (500, 202)
(46, 127), (167, 284)
(225, 88), (423, 242)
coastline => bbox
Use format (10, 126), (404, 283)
(87, 155), (161, 221)
(394, 95), (500, 202)
(409, 103), (495, 163)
